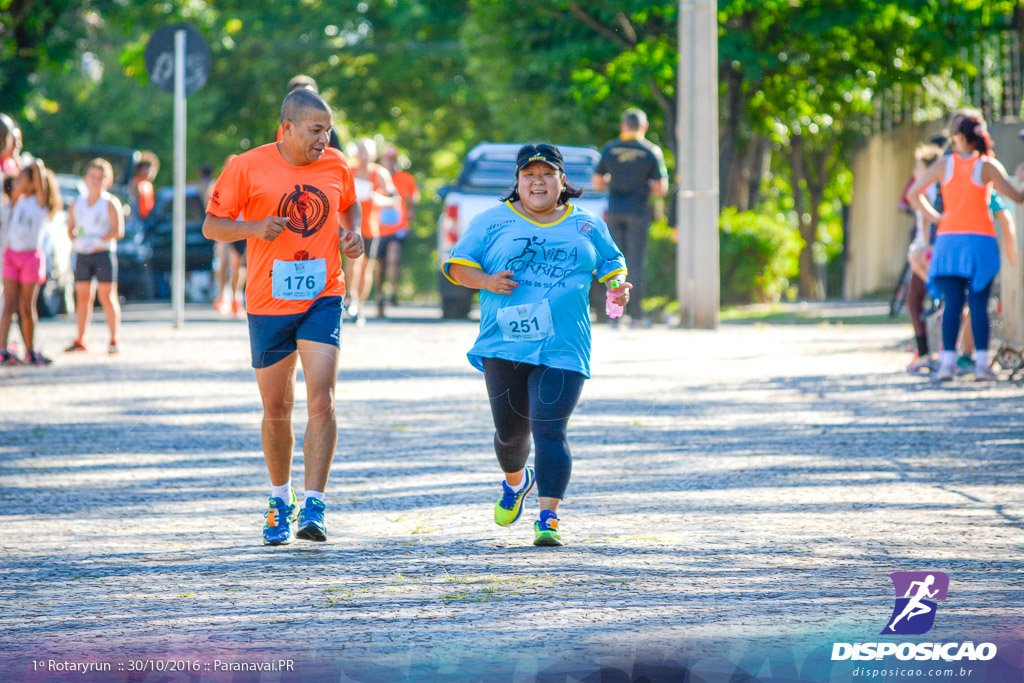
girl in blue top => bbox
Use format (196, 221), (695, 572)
(443, 143), (630, 546)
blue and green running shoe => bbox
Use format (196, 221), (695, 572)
(533, 510), (563, 547)
(494, 466), (535, 527)
(296, 497), (327, 542)
(263, 491), (297, 546)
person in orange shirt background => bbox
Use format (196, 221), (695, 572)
(344, 137), (396, 323)
(128, 152), (159, 219)
(203, 88), (364, 545)
(378, 145), (420, 312)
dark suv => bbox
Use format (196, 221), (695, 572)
(141, 185), (214, 297)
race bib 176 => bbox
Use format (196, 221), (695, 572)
(271, 258), (327, 300)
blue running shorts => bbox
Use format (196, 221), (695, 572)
(247, 295), (342, 368)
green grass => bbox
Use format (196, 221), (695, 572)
(720, 304), (898, 326)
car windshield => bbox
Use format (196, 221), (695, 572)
(42, 150), (135, 187)
(464, 152), (599, 191)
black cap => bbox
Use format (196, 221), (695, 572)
(515, 143), (564, 175)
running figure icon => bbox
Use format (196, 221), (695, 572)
(887, 574), (939, 632)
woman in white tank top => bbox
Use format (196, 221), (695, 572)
(65, 159), (124, 354)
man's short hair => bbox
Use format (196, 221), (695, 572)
(281, 88), (331, 124)
(86, 158), (114, 181)
(287, 74), (318, 93)
(622, 108), (648, 131)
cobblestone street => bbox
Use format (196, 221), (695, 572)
(2, 304), (1022, 681)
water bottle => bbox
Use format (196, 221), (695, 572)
(605, 280), (624, 319)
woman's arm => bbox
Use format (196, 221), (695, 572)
(996, 209), (1017, 268)
(906, 159), (945, 225)
(448, 264), (518, 295)
(982, 158), (1024, 204)
(32, 159), (48, 208)
(67, 204), (76, 240)
(105, 196), (125, 241)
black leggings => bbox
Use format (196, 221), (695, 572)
(935, 275), (992, 352)
(482, 357), (586, 500)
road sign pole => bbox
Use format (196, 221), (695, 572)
(172, 29), (186, 328)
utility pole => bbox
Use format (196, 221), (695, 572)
(676, 0), (720, 329)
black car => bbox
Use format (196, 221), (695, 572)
(141, 185), (215, 297)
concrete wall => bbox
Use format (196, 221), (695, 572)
(845, 120), (1024, 306)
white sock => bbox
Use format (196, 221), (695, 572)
(939, 350), (957, 368)
(270, 481), (292, 503)
(975, 350), (989, 367)
(505, 475), (527, 493)
(304, 490), (325, 506)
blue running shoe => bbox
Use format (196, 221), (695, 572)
(494, 466), (535, 527)
(263, 491), (297, 546)
(533, 510), (563, 547)
(296, 497), (327, 542)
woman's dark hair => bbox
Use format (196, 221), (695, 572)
(500, 143), (584, 205)
(957, 116), (994, 156)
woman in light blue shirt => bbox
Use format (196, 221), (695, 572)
(443, 143), (630, 546)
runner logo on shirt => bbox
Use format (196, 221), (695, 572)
(505, 236), (579, 283)
(277, 184), (329, 238)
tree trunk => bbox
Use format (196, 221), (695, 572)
(719, 66), (743, 208)
(790, 136), (823, 299)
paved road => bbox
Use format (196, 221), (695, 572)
(2, 304), (1022, 681)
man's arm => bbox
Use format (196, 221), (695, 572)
(339, 200), (361, 234)
(338, 200), (364, 259)
(649, 176), (668, 197)
(592, 173), (609, 191)
(203, 214), (286, 242)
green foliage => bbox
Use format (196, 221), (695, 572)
(4, 0), (1020, 303)
(718, 208), (800, 304)
(645, 219), (677, 302)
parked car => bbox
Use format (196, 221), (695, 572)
(42, 145), (140, 190)
(435, 143), (608, 319)
(141, 185), (215, 298)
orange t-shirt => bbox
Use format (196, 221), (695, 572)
(353, 164), (390, 239)
(137, 179), (154, 218)
(206, 143), (356, 315)
(387, 170), (418, 233)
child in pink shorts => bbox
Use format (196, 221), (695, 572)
(1, 159), (61, 365)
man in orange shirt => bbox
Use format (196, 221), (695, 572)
(378, 145), (420, 311)
(129, 155), (158, 219)
(203, 89), (363, 545)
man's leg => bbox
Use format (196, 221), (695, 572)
(626, 214), (651, 321)
(386, 237), (402, 303)
(254, 353), (298, 488)
(296, 339), (340, 493)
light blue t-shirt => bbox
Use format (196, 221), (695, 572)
(443, 201), (627, 378)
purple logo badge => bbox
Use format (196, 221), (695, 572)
(882, 572), (949, 635)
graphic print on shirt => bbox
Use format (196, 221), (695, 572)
(276, 184), (329, 237)
(504, 236), (580, 288)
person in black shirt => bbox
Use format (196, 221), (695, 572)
(593, 108), (667, 325)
